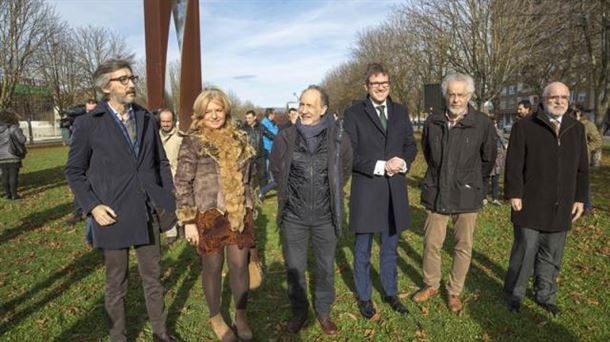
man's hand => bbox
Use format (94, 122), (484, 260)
(91, 205), (117, 226)
(510, 198), (522, 211)
(385, 157), (406, 176)
(571, 202), (584, 222)
(185, 224), (199, 246)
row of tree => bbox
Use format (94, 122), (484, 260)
(322, 0), (609, 130)
(0, 0), (137, 116)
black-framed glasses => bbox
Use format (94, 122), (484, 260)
(109, 75), (139, 85)
(368, 81), (390, 88)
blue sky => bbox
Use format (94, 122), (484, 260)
(50, 0), (402, 107)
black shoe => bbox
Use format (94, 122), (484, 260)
(358, 300), (376, 319)
(286, 314), (308, 334)
(537, 302), (561, 316)
(66, 214), (83, 225)
(9, 194), (21, 200)
(384, 295), (409, 316)
(152, 332), (181, 342)
(507, 299), (521, 313)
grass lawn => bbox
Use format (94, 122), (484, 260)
(1, 138), (609, 341)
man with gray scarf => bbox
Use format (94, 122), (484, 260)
(270, 85), (352, 335)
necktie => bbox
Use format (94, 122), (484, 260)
(551, 119), (560, 137)
(122, 113), (137, 144)
(377, 105), (387, 130)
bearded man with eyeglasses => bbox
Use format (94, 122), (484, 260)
(503, 82), (589, 316)
(413, 73), (497, 314)
(65, 58), (180, 342)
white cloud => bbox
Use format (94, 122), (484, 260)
(49, 0), (403, 107)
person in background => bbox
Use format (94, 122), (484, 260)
(260, 108), (278, 200)
(66, 99), (98, 226)
(175, 88), (256, 341)
(516, 100), (532, 121)
(158, 108), (183, 244)
(0, 109), (27, 200)
(569, 103), (602, 215)
(488, 116), (508, 205)
(280, 107), (299, 130)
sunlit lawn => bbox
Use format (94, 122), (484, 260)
(1, 137), (609, 341)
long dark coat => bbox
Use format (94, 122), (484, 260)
(504, 111), (589, 232)
(65, 102), (176, 249)
(420, 106), (497, 214)
(343, 97), (417, 233)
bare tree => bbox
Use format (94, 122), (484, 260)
(73, 25), (133, 99)
(34, 24), (84, 113)
(0, 0), (56, 109)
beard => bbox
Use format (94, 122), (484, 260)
(544, 105), (566, 117)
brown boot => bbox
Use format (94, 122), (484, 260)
(412, 287), (439, 303)
(234, 309), (253, 340)
(209, 314), (237, 342)
(447, 294), (463, 314)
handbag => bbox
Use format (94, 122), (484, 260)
(248, 247), (263, 290)
(9, 129), (27, 158)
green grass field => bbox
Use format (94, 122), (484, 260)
(1, 139), (609, 341)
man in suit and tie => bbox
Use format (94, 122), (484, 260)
(343, 62), (417, 319)
(65, 58), (179, 342)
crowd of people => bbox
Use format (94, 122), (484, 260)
(0, 56), (592, 341)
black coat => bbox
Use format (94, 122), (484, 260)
(65, 102), (176, 249)
(505, 111), (589, 232)
(420, 106), (497, 213)
(343, 97), (417, 233)
(270, 119), (352, 236)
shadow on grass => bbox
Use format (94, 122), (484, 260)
(18, 165), (67, 197)
(405, 204), (579, 341)
(0, 202), (72, 246)
(0, 249), (104, 335)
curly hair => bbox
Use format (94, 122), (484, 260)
(0, 109), (21, 125)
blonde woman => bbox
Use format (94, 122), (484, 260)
(175, 88), (256, 341)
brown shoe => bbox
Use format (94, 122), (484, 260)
(412, 287), (439, 303)
(286, 315), (307, 334)
(447, 294), (463, 313)
(317, 317), (338, 335)
(209, 314), (237, 342)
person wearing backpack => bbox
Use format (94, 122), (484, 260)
(0, 109), (27, 200)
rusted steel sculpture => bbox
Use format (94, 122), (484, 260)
(144, 0), (202, 131)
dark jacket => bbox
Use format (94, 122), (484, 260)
(343, 97), (417, 233)
(505, 111), (589, 232)
(421, 106), (497, 213)
(65, 102), (176, 249)
(270, 118), (352, 236)
(242, 121), (266, 158)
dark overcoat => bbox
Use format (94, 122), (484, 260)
(504, 111), (589, 232)
(420, 106), (497, 214)
(343, 97), (417, 233)
(65, 102), (176, 249)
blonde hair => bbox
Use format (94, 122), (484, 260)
(190, 88), (232, 131)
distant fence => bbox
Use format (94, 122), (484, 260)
(18, 121), (63, 144)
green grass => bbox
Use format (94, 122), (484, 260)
(1, 139), (609, 341)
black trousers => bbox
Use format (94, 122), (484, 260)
(503, 226), (567, 305)
(281, 219), (337, 319)
(103, 219), (166, 342)
(1, 162), (20, 198)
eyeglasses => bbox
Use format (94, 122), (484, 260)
(108, 75), (139, 85)
(545, 95), (569, 101)
(368, 81), (390, 88)
(447, 93), (470, 99)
